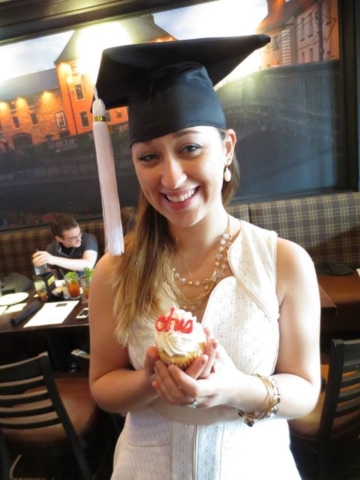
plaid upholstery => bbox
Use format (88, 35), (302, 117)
(81, 219), (105, 256)
(1, 193), (359, 279)
(226, 203), (250, 221)
(249, 192), (360, 269)
(0, 226), (54, 279)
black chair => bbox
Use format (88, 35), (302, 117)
(289, 338), (360, 480)
(0, 351), (116, 480)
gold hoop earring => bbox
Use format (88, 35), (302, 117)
(224, 166), (231, 182)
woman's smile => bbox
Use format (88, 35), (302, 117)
(165, 188), (197, 204)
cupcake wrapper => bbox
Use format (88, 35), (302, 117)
(158, 344), (205, 370)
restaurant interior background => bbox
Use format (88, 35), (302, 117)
(0, 0), (358, 231)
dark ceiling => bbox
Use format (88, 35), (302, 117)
(0, 0), (213, 44)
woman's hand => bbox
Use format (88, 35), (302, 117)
(152, 335), (242, 409)
(144, 346), (160, 386)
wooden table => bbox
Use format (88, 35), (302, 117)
(0, 293), (88, 338)
(0, 281), (336, 338)
(317, 272), (360, 335)
(318, 283), (337, 316)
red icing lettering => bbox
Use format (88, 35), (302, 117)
(155, 308), (194, 334)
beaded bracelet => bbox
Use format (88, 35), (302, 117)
(236, 374), (281, 427)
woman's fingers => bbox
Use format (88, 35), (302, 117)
(200, 338), (218, 377)
(185, 335), (218, 379)
(185, 354), (208, 378)
(153, 360), (198, 405)
(144, 346), (159, 378)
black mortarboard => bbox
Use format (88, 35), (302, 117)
(95, 35), (270, 146)
(92, 35), (270, 255)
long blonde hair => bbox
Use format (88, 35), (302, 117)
(113, 128), (239, 345)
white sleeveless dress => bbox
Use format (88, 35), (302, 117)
(111, 221), (301, 480)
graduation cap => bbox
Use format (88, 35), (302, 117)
(92, 35), (270, 255)
(95, 35), (270, 145)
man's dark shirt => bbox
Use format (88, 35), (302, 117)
(46, 232), (98, 278)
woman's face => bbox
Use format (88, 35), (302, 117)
(131, 126), (235, 229)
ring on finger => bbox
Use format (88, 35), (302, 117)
(188, 397), (198, 409)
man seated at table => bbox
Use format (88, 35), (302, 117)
(32, 213), (98, 279)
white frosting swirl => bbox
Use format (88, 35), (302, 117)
(155, 308), (206, 357)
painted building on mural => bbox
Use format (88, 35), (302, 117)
(0, 69), (63, 151)
(257, 0), (339, 68)
(0, 15), (174, 151)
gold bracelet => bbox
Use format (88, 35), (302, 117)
(236, 374), (281, 427)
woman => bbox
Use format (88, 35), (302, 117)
(89, 36), (321, 479)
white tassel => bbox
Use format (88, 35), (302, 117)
(92, 88), (124, 255)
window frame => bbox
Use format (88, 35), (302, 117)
(0, 0), (214, 44)
(339, 0), (359, 191)
(80, 111), (90, 128)
(30, 112), (39, 126)
(0, 0), (357, 219)
(12, 116), (20, 128)
(74, 83), (85, 101)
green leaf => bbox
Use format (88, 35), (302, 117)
(65, 271), (78, 282)
(83, 267), (94, 280)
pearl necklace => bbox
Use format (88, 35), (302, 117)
(171, 216), (232, 311)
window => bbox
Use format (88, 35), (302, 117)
(55, 111), (67, 128)
(74, 84), (84, 101)
(273, 35), (279, 50)
(12, 116), (20, 128)
(30, 112), (39, 125)
(309, 11), (314, 36)
(80, 111), (89, 127)
(300, 18), (305, 41)
(309, 48), (313, 63)
(301, 51), (305, 63)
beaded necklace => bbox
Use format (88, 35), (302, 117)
(171, 216), (232, 311)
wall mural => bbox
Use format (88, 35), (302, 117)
(0, 0), (340, 229)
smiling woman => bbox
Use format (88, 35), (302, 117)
(87, 32), (322, 480)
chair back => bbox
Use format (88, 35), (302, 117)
(0, 352), (94, 480)
(0, 352), (77, 434)
(320, 338), (360, 441)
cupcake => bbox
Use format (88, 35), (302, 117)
(155, 306), (206, 369)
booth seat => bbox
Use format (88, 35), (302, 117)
(245, 192), (360, 336)
(1, 192), (359, 335)
(0, 219), (105, 280)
